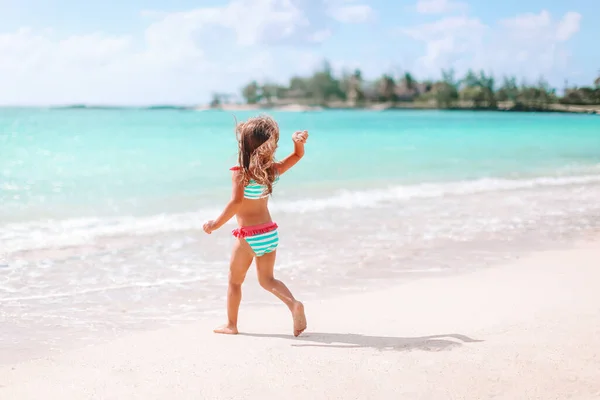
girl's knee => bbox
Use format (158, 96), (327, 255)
(229, 272), (246, 286)
(229, 280), (243, 290)
(258, 276), (274, 289)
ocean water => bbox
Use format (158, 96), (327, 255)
(1, 108), (600, 362)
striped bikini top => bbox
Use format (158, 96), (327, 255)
(230, 166), (279, 199)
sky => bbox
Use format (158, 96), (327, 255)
(0, 0), (598, 105)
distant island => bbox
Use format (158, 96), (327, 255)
(52, 105), (190, 111)
(206, 61), (600, 115)
(47, 62), (600, 114)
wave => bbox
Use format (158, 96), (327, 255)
(272, 173), (600, 212)
(0, 277), (209, 302)
(2, 174), (599, 255)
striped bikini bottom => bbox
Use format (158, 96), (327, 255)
(232, 221), (279, 257)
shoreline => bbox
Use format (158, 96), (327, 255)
(2, 221), (596, 367)
(2, 173), (600, 369)
(2, 233), (600, 399)
(197, 101), (600, 114)
(3, 103), (596, 115)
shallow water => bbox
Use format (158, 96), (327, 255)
(1, 108), (599, 361)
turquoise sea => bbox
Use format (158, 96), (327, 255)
(1, 108), (600, 362)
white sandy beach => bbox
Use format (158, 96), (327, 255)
(2, 236), (600, 400)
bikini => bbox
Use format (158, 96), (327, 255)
(229, 166), (280, 257)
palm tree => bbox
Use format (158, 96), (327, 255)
(594, 70), (600, 88)
(478, 71), (496, 108)
(441, 68), (457, 87)
(261, 83), (281, 105)
(403, 72), (415, 92)
(461, 69), (479, 89)
(496, 76), (519, 102)
(536, 77), (557, 106)
(434, 69), (459, 108)
(209, 93), (222, 108)
(377, 74), (396, 103)
(345, 69), (364, 105)
(457, 70), (497, 108)
(308, 63), (344, 105)
(242, 81), (260, 104)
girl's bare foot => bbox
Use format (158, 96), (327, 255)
(213, 324), (238, 335)
(292, 301), (307, 337)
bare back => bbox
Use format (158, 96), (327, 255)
(230, 165), (278, 228)
(227, 134), (306, 229)
(235, 197), (272, 227)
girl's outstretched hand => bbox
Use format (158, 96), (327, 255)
(292, 130), (308, 144)
(203, 220), (216, 234)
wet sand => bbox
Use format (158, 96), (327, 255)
(2, 235), (600, 399)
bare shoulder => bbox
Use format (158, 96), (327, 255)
(229, 166), (244, 184)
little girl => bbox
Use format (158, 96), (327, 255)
(203, 115), (308, 337)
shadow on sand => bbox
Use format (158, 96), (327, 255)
(240, 332), (483, 352)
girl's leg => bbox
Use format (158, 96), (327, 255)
(255, 250), (307, 337)
(214, 238), (254, 335)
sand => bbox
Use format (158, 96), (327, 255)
(2, 237), (600, 399)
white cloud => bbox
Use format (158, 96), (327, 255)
(0, 2), (586, 105)
(0, 0), (341, 105)
(328, 4), (375, 23)
(0, 28), (134, 78)
(497, 10), (581, 43)
(402, 16), (486, 71)
(309, 29), (334, 42)
(414, 0), (468, 15)
(403, 16), (485, 40)
(141, 0), (318, 47)
(499, 10), (551, 31)
(402, 10), (583, 83)
(556, 11), (582, 42)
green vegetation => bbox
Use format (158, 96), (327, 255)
(236, 61), (600, 113)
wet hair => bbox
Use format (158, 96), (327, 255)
(235, 115), (280, 196)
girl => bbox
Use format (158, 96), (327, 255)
(203, 115), (308, 337)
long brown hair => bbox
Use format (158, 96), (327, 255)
(235, 115), (279, 196)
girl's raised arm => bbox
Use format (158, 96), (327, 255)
(275, 130), (308, 175)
